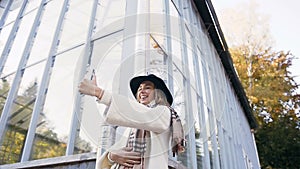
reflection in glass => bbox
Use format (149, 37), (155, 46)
(0, 81), (10, 117)
(191, 89), (205, 169)
(0, 2), (46, 163)
(0, 62), (45, 164)
(148, 35), (167, 75)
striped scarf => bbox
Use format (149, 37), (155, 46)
(117, 129), (147, 169)
(118, 105), (185, 169)
(128, 129), (148, 154)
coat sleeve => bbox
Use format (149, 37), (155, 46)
(98, 91), (171, 133)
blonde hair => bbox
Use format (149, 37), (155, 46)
(154, 89), (170, 106)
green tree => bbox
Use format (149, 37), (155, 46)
(255, 112), (300, 169)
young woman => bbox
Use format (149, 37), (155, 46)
(79, 74), (185, 169)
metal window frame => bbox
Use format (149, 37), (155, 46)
(199, 21), (223, 168)
(163, 1), (175, 161)
(163, 0), (174, 99)
(0, 0), (261, 167)
(206, 42), (222, 169)
(0, 0), (47, 146)
(118, 0), (138, 96)
(177, 0), (197, 168)
(193, 13), (213, 169)
(20, 0), (70, 162)
(97, 0), (138, 156)
(66, 0), (99, 155)
(217, 121), (227, 168)
(134, 0), (149, 74)
(184, 1), (215, 168)
(0, 0), (29, 76)
(0, 0), (13, 34)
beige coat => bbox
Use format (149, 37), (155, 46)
(96, 92), (172, 169)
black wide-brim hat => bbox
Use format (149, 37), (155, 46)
(130, 74), (173, 105)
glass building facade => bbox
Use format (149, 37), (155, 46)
(0, 0), (260, 168)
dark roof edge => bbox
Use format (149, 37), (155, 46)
(193, 0), (258, 129)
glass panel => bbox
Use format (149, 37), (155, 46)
(56, 0), (94, 53)
(26, 0), (42, 12)
(0, 80), (9, 116)
(0, 62), (45, 164)
(170, 0), (181, 15)
(210, 60), (226, 122)
(170, 39), (182, 74)
(201, 62), (211, 102)
(150, 1), (164, 46)
(0, 0), (47, 164)
(147, 35), (167, 74)
(191, 88), (203, 169)
(199, 60), (213, 168)
(199, 33), (210, 65)
(185, 27), (196, 90)
(196, 96), (208, 169)
(0, 15), (14, 55)
(150, 1), (182, 62)
(172, 66), (189, 167)
(149, 0), (165, 55)
(95, 0), (126, 34)
(169, 15), (182, 74)
(1, 0), (40, 30)
(207, 49), (223, 169)
(206, 43), (214, 76)
(0, 3), (37, 81)
(203, 58), (222, 168)
(74, 30), (123, 154)
(150, 0), (163, 13)
(1, 1), (21, 25)
(217, 121), (227, 169)
(183, 0), (200, 35)
(27, 0), (64, 66)
(30, 46), (83, 160)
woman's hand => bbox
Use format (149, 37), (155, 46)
(109, 147), (141, 167)
(78, 76), (101, 97)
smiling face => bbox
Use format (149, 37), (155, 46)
(136, 81), (155, 105)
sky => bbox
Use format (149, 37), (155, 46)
(211, 0), (300, 92)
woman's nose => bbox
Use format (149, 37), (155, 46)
(140, 88), (146, 93)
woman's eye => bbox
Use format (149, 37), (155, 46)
(146, 86), (153, 89)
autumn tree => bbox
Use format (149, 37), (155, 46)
(218, 1), (300, 168)
(231, 48), (299, 123)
